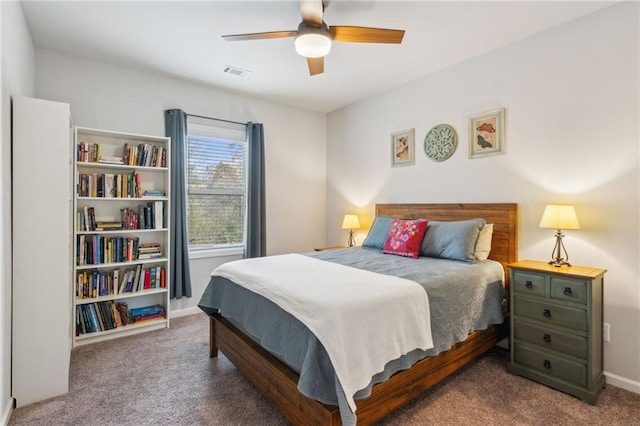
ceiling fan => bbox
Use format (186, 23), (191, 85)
(221, 0), (405, 76)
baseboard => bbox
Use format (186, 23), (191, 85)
(1, 398), (14, 426)
(605, 371), (640, 394)
(169, 306), (202, 319)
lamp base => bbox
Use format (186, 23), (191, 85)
(346, 230), (355, 248)
(548, 230), (572, 267)
(548, 259), (571, 268)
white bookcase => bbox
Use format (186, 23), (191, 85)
(12, 97), (73, 407)
(73, 126), (171, 347)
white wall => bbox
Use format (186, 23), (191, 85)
(34, 50), (327, 315)
(327, 3), (639, 391)
(1, 1), (36, 422)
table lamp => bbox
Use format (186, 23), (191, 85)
(539, 204), (581, 267)
(341, 214), (360, 247)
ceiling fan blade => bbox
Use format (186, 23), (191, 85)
(222, 30), (297, 42)
(330, 26), (405, 44)
(299, 0), (323, 27)
(307, 57), (324, 76)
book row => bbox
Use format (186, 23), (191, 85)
(124, 143), (167, 168)
(76, 235), (164, 266)
(77, 202), (164, 232)
(77, 141), (102, 163)
(77, 170), (145, 199)
(77, 141), (167, 168)
(76, 264), (166, 299)
(76, 301), (166, 335)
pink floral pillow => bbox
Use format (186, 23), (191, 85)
(382, 219), (429, 259)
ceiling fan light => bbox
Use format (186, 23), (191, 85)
(295, 33), (331, 58)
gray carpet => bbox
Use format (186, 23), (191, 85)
(9, 313), (640, 425)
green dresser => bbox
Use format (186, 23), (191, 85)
(507, 260), (606, 404)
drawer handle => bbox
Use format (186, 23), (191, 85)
(543, 309), (552, 318)
(543, 334), (551, 343)
(525, 280), (533, 289)
(563, 287), (573, 296)
(543, 359), (551, 369)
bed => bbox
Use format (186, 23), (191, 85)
(199, 203), (518, 425)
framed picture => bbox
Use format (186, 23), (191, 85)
(468, 108), (505, 158)
(391, 128), (415, 167)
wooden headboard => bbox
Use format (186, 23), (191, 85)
(375, 203), (518, 288)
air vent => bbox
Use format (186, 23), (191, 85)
(221, 65), (251, 78)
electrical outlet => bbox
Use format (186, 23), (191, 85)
(603, 323), (610, 342)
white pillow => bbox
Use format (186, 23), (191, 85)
(474, 223), (494, 261)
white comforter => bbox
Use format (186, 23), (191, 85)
(211, 253), (433, 413)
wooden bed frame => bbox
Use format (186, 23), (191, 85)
(209, 203), (518, 425)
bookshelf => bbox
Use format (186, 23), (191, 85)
(73, 126), (171, 346)
(12, 97), (73, 407)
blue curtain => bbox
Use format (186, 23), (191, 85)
(164, 109), (192, 298)
(245, 122), (266, 258)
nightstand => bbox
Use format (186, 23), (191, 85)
(507, 260), (606, 404)
(314, 245), (347, 251)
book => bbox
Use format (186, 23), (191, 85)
(137, 253), (163, 260)
(88, 304), (101, 332)
(151, 146), (158, 167)
(132, 264), (143, 292)
(104, 173), (115, 197)
(134, 171), (141, 198)
(123, 143), (129, 165)
(130, 304), (165, 318)
(118, 269), (129, 294)
(104, 301), (117, 329)
(98, 156), (124, 165)
(144, 205), (152, 229)
(76, 306), (84, 335)
(144, 268), (151, 289)
(93, 302), (105, 330)
(112, 269), (119, 294)
(143, 189), (166, 197)
(133, 312), (166, 323)
(88, 207), (96, 231)
(116, 301), (130, 326)
(94, 221), (122, 231)
(80, 305), (93, 333)
(154, 201), (163, 229)
(109, 301), (123, 328)
(138, 205), (146, 229)
(123, 269), (136, 293)
(97, 302), (111, 330)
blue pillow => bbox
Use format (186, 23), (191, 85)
(420, 218), (486, 262)
(362, 215), (395, 250)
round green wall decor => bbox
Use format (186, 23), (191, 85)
(424, 124), (458, 162)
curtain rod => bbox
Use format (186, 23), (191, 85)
(187, 113), (248, 127)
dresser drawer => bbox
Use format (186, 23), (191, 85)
(514, 343), (587, 387)
(513, 271), (545, 297)
(514, 296), (587, 331)
(550, 277), (587, 305)
(514, 319), (587, 359)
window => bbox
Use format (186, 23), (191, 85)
(186, 118), (247, 251)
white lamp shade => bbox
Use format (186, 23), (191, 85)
(295, 33), (331, 58)
(341, 214), (360, 230)
(539, 204), (581, 230)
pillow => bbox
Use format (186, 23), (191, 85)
(420, 218), (486, 262)
(382, 219), (429, 259)
(474, 223), (494, 261)
(362, 215), (395, 250)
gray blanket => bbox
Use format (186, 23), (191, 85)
(198, 247), (505, 425)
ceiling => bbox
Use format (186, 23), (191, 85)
(20, 1), (616, 113)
